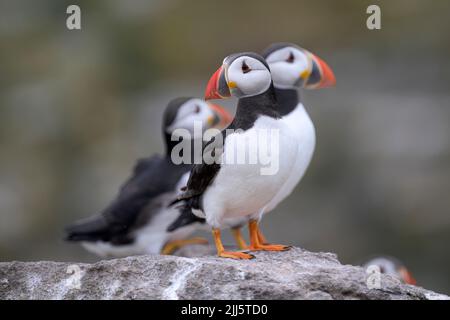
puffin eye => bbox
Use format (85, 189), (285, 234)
(194, 105), (201, 113)
(287, 52), (295, 63)
(241, 61), (251, 74)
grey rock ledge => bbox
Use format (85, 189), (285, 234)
(1, 247), (448, 300)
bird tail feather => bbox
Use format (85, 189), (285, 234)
(64, 215), (109, 242)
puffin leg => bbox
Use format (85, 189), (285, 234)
(161, 237), (208, 255)
(257, 228), (269, 245)
(213, 228), (254, 260)
(231, 227), (249, 250)
(248, 219), (291, 251)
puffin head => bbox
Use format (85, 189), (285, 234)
(364, 256), (417, 285)
(204, 52), (272, 100)
(262, 42), (336, 90)
(163, 97), (231, 139)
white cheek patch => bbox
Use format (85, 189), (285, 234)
(166, 100), (213, 135)
(167, 116), (196, 136)
(269, 61), (300, 89)
(266, 47), (311, 89)
(265, 48), (289, 64)
(227, 57), (272, 97)
(236, 70), (271, 96)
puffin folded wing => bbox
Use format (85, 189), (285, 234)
(169, 160), (221, 205)
(167, 148), (222, 234)
(167, 202), (205, 232)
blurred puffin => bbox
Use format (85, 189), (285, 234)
(227, 43), (336, 248)
(170, 52), (298, 259)
(65, 97), (231, 257)
(363, 256), (417, 285)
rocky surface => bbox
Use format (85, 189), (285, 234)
(0, 247), (448, 300)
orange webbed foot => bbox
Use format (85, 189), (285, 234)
(218, 251), (255, 260)
(213, 228), (255, 260)
(161, 237), (209, 255)
(248, 219), (291, 252)
(248, 244), (292, 252)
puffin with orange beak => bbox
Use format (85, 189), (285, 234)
(168, 44), (336, 251)
(363, 256), (417, 285)
(227, 43), (336, 248)
(65, 97), (231, 257)
(170, 52), (298, 259)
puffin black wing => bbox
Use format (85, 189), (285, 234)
(175, 162), (221, 201)
(167, 133), (225, 231)
(65, 155), (189, 244)
(165, 161), (219, 232)
(167, 203), (206, 232)
(171, 132), (224, 204)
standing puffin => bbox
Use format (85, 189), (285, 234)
(168, 44), (336, 250)
(65, 97), (231, 257)
(171, 52), (298, 259)
(228, 43), (336, 247)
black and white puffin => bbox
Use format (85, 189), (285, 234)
(226, 43), (336, 247)
(363, 256), (417, 285)
(168, 45), (336, 250)
(65, 97), (231, 257)
(170, 52), (298, 259)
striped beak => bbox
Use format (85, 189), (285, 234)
(205, 65), (231, 100)
(305, 54), (336, 89)
(399, 267), (417, 286)
(207, 102), (232, 128)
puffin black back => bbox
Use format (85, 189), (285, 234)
(64, 97), (230, 256)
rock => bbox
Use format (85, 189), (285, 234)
(0, 247), (448, 300)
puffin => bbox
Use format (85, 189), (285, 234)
(363, 256), (417, 285)
(65, 97), (232, 257)
(168, 44), (336, 250)
(227, 43), (336, 248)
(170, 52), (298, 259)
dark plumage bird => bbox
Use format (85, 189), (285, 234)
(65, 97), (231, 257)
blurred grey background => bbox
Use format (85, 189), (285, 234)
(0, 0), (449, 293)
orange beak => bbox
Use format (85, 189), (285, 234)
(207, 102), (233, 128)
(305, 54), (336, 89)
(399, 267), (417, 286)
(205, 65), (231, 100)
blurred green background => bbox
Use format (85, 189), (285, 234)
(1, 0), (449, 293)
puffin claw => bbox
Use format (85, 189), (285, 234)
(248, 244), (292, 252)
(219, 251), (255, 260)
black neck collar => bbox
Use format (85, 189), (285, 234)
(164, 132), (180, 156)
(274, 88), (301, 116)
(164, 133), (207, 167)
(230, 85), (281, 131)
